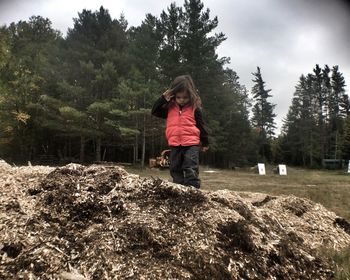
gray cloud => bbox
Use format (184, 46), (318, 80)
(206, 0), (350, 129)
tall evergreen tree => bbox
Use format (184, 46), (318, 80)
(157, 3), (184, 82)
(0, 2), (277, 167)
(156, 0), (251, 167)
(180, 0), (227, 103)
(129, 14), (161, 81)
(329, 65), (348, 159)
(127, 16), (164, 166)
(251, 66), (276, 161)
(331, 65), (348, 118)
(220, 69), (253, 166)
(61, 6), (129, 161)
(281, 74), (319, 166)
(0, 17), (62, 161)
(181, 0), (226, 78)
(281, 65), (348, 167)
(311, 64), (327, 161)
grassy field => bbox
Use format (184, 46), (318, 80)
(126, 165), (350, 221)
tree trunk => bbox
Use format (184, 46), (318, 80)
(134, 134), (139, 164)
(151, 129), (155, 158)
(334, 131), (338, 159)
(309, 129), (313, 167)
(80, 136), (85, 163)
(134, 118), (139, 164)
(133, 145), (136, 165)
(96, 137), (101, 162)
(320, 123), (325, 162)
(68, 138), (72, 158)
(141, 114), (146, 169)
(309, 145), (313, 167)
(102, 147), (107, 161)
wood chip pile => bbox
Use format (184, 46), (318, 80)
(1, 162), (350, 279)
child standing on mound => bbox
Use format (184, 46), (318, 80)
(151, 75), (209, 188)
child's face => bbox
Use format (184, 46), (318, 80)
(175, 91), (190, 107)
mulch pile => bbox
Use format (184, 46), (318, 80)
(1, 161), (350, 279)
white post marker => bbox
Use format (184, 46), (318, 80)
(278, 164), (287, 175)
(257, 163), (266, 175)
(348, 160), (350, 173)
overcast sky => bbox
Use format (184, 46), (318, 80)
(1, 0), (350, 133)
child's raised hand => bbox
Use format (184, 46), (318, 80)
(162, 89), (174, 102)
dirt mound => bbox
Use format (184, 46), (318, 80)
(1, 164), (350, 279)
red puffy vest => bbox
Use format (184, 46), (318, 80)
(166, 102), (200, 146)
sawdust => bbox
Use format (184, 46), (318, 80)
(1, 161), (350, 279)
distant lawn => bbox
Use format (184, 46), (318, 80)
(125, 165), (350, 221)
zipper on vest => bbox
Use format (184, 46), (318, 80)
(179, 105), (183, 115)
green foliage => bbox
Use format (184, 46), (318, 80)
(281, 65), (349, 167)
(155, 0), (254, 166)
(119, 127), (140, 138)
(59, 106), (85, 120)
(251, 66), (276, 162)
(251, 66), (276, 137)
(1, 2), (347, 167)
(129, 14), (161, 80)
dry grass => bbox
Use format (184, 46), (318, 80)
(126, 165), (350, 221)
(320, 246), (350, 280)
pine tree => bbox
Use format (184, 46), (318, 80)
(156, 0), (251, 167)
(62, 6), (129, 161)
(331, 66), (348, 118)
(129, 14), (161, 81)
(251, 67), (276, 161)
(128, 15), (166, 164)
(157, 3), (184, 82)
(180, 0), (227, 96)
(327, 66), (347, 159)
(311, 64), (327, 162)
(322, 65), (333, 159)
(157, 0), (228, 102)
(0, 17), (61, 161)
(221, 69), (253, 166)
(281, 64), (348, 167)
(281, 75), (318, 166)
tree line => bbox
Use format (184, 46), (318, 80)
(280, 65), (349, 167)
(0, 0), (348, 168)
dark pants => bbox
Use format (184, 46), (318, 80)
(169, 145), (200, 188)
